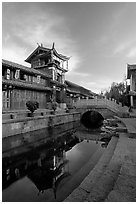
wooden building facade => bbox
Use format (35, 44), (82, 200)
(2, 43), (96, 112)
(2, 43), (69, 112)
(2, 59), (52, 111)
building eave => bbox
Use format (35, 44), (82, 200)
(50, 80), (67, 88)
(2, 78), (52, 92)
(65, 80), (81, 88)
(66, 88), (80, 94)
(53, 48), (70, 61)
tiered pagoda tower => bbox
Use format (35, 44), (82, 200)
(25, 43), (70, 105)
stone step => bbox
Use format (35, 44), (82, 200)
(105, 135), (136, 202)
(114, 116), (136, 135)
(64, 135), (118, 202)
(85, 133), (127, 202)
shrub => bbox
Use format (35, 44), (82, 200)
(51, 102), (58, 114)
(26, 101), (39, 114)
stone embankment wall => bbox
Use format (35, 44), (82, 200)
(2, 112), (80, 138)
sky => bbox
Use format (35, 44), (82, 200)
(2, 2), (136, 93)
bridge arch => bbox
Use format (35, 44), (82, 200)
(80, 110), (104, 129)
(76, 106), (116, 120)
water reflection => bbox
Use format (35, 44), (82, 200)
(27, 154), (70, 199)
(3, 124), (110, 202)
(3, 132), (80, 199)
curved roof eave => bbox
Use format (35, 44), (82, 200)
(53, 48), (70, 61)
(25, 45), (70, 63)
(25, 46), (51, 63)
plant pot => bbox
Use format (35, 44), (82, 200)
(28, 112), (34, 117)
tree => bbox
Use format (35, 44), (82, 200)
(104, 82), (129, 106)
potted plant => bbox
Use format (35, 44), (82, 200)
(26, 101), (39, 117)
(51, 101), (58, 114)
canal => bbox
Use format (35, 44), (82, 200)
(2, 121), (109, 202)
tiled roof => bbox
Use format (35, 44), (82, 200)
(2, 78), (52, 92)
(65, 80), (81, 88)
(25, 45), (70, 63)
(66, 88), (94, 97)
(66, 88), (80, 94)
(2, 59), (52, 79)
(65, 80), (96, 96)
(53, 48), (70, 61)
(25, 46), (51, 63)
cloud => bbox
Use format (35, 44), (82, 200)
(66, 69), (90, 77)
(85, 77), (119, 94)
(113, 41), (131, 55)
(14, 13), (64, 47)
(112, 39), (136, 60)
(2, 46), (29, 67)
(66, 73), (114, 94)
(3, 34), (10, 45)
(2, 4), (80, 71)
(96, 4), (136, 60)
(126, 47), (136, 58)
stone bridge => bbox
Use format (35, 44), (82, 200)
(72, 98), (129, 119)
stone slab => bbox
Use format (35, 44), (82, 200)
(64, 187), (88, 202)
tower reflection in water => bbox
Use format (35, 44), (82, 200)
(2, 132), (80, 199)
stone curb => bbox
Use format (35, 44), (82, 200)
(64, 136), (118, 202)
